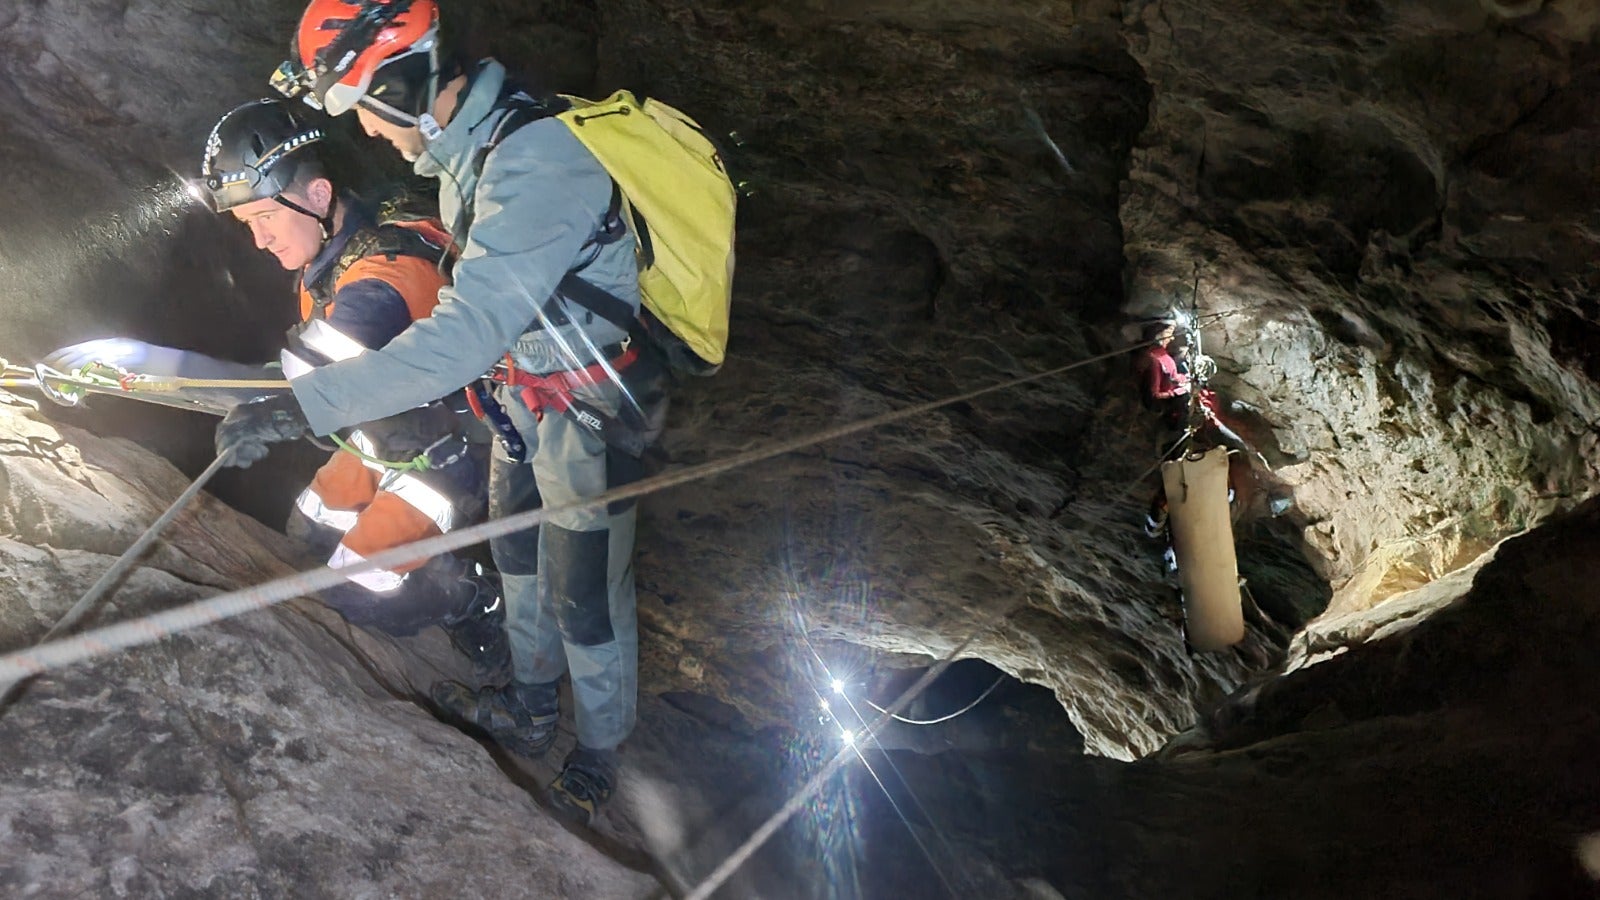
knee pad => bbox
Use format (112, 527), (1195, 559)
(491, 528), (539, 576)
(545, 526), (613, 646)
(490, 455), (542, 576)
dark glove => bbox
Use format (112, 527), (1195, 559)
(215, 393), (310, 468)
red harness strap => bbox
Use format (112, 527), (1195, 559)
(462, 383), (488, 419)
(496, 348), (639, 421)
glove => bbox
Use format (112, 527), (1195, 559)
(43, 338), (189, 378)
(215, 393), (311, 468)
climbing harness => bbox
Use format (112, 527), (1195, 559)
(492, 345), (647, 455)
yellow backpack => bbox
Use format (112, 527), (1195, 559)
(484, 90), (737, 375)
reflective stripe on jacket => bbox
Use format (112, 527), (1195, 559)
(295, 431), (463, 593)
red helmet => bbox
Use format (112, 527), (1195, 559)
(272, 0), (439, 121)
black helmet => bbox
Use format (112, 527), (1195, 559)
(199, 99), (326, 213)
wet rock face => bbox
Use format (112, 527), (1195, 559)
(1119, 0), (1600, 612)
(0, 402), (656, 897)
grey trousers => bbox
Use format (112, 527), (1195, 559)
(489, 373), (663, 751)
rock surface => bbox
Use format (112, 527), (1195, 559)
(0, 399), (657, 898)
(0, 0), (1597, 895)
(1118, 0), (1600, 612)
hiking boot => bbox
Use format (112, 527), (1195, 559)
(545, 747), (617, 827)
(430, 680), (559, 759)
(441, 565), (510, 682)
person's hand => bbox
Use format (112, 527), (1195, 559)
(42, 338), (189, 378)
(215, 393), (310, 468)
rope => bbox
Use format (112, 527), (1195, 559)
(329, 433), (431, 472)
(0, 450), (234, 712)
(119, 375), (293, 393)
(1021, 98), (1076, 176)
(0, 341), (1142, 894)
(0, 340), (1144, 686)
(3, 363), (236, 416)
(862, 671), (1007, 726)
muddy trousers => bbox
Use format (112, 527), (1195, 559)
(490, 383), (651, 753)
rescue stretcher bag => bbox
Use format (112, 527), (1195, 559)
(1160, 446), (1246, 651)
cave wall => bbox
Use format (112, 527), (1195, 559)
(1119, 0), (1600, 613)
(1, 0), (1599, 895)
(0, 0), (1595, 764)
(0, 1), (299, 357)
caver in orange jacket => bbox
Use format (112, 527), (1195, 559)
(283, 199), (487, 628)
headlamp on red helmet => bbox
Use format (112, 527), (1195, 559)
(273, 0), (440, 126)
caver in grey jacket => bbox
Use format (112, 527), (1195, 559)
(291, 59), (640, 437)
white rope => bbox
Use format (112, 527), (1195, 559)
(683, 616), (1012, 900)
(862, 671), (1007, 726)
(0, 341), (1142, 897)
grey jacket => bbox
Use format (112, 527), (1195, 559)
(292, 60), (639, 436)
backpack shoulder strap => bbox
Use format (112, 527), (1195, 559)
(457, 91), (570, 241)
(471, 92), (571, 178)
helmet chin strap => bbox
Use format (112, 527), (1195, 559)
(418, 47), (443, 141)
(274, 193), (337, 240)
(358, 47), (445, 136)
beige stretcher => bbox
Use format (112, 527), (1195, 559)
(1161, 445), (1245, 651)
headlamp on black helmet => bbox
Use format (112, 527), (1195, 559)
(199, 100), (326, 213)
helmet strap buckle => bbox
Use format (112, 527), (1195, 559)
(419, 112), (443, 142)
(419, 51), (443, 141)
